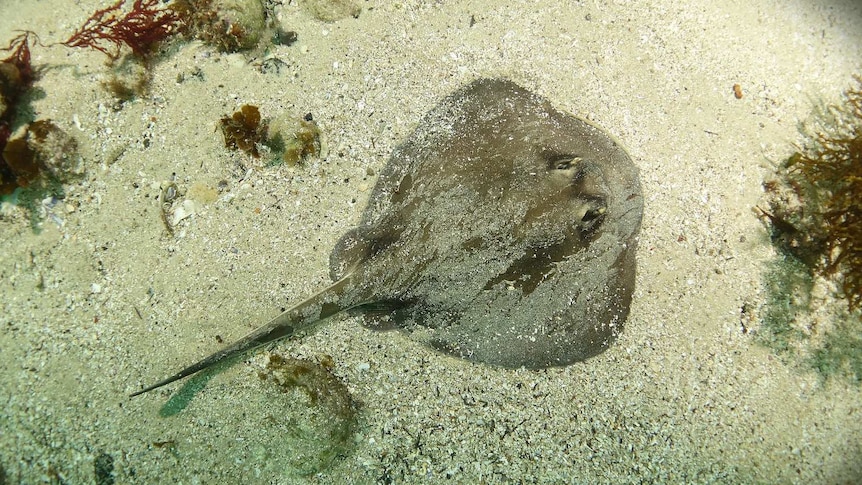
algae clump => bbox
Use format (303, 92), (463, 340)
(759, 75), (862, 382)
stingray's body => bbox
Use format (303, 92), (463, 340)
(130, 79), (643, 397)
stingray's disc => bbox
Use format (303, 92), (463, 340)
(331, 78), (643, 368)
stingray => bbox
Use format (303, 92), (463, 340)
(130, 78), (643, 397)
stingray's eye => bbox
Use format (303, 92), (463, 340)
(558, 156), (581, 171)
(543, 152), (581, 171)
(582, 205), (606, 223)
(579, 197), (607, 237)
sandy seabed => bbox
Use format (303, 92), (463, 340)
(1, 0), (861, 483)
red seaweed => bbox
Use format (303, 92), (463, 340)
(1, 32), (37, 91)
(61, 0), (181, 60)
(1, 32), (39, 194)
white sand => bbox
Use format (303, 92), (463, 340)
(1, 0), (861, 482)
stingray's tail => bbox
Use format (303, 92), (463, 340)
(129, 275), (358, 397)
